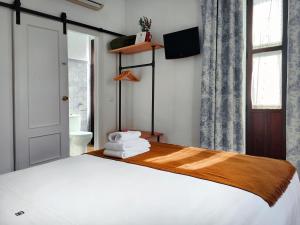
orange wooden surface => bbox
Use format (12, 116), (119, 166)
(110, 42), (163, 54)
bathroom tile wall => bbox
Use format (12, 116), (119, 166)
(68, 58), (90, 131)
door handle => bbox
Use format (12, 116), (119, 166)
(62, 96), (69, 101)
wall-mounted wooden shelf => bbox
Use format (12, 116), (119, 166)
(110, 42), (163, 54)
(140, 131), (163, 142)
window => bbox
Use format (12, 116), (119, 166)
(251, 51), (282, 109)
(250, 0), (284, 109)
(252, 0), (282, 49)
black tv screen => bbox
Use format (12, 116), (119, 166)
(163, 27), (200, 59)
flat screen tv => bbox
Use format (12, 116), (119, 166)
(163, 27), (200, 59)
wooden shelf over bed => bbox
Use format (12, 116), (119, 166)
(110, 42), (163, 54)
(140, 131), (163, 142)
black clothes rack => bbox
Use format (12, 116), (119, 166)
(0, 0), (124, 37)
(114, 43), (163, 142)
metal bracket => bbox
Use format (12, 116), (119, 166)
(14, 0), (21, 25)
(61, 12), (67, 35)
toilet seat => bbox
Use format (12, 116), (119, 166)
(70, 131), (93, 156)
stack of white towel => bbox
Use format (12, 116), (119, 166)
(104, 131), (150, 159)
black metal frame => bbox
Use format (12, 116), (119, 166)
(0, 0), (124, 37)
(118, 46), (156, 135)
(282, 0), (288, 151)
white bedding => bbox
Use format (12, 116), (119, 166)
(0, 154), (299, 225)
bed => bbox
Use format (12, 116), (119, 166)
(0, 143), (299, 225)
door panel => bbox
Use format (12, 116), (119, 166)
(28, 25), (61, 128)
(268, 111), (285, 159)
(14, 13), (69, 170)
(29, 133), (61, 166)
(247, 110), (285, 159)
(247, 111), (266, 157)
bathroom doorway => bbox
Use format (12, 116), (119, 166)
(68, 30), (96, 156)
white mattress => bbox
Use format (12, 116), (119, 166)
(0, 154), (299, 225)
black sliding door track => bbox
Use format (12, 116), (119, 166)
(0, 0), (124, 37)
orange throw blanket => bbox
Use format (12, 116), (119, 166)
(88, 142), (295, 206)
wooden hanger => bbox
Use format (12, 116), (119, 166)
(113, 70), (140, 82)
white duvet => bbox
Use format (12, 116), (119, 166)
(0, 155), (299, 225)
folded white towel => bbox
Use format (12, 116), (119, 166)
(104, 138), (150, 151)
(103, 148), (149, 159)
(108, 131), (141, 143)
(105, 143), (150, 152)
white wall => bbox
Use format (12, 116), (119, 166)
(124, 0), (202, 146)
(0, 0), (126, 174)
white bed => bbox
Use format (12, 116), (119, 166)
(0, 154), (299, 225)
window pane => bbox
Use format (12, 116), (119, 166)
(253, 0), (282, 49)
(251, 51), (282, 109)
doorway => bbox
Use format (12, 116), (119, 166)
(246, 0), (287, 159)
(68, 30), (96, 156)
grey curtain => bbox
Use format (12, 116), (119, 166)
(199, 0), (245, 152)
(287, 0), (300, 174)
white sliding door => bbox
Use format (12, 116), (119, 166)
(13, 13), (69, 170)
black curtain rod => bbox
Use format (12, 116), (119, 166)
(0, 0), (124, 37)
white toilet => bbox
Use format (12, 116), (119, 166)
(69, 114), (93, 156)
